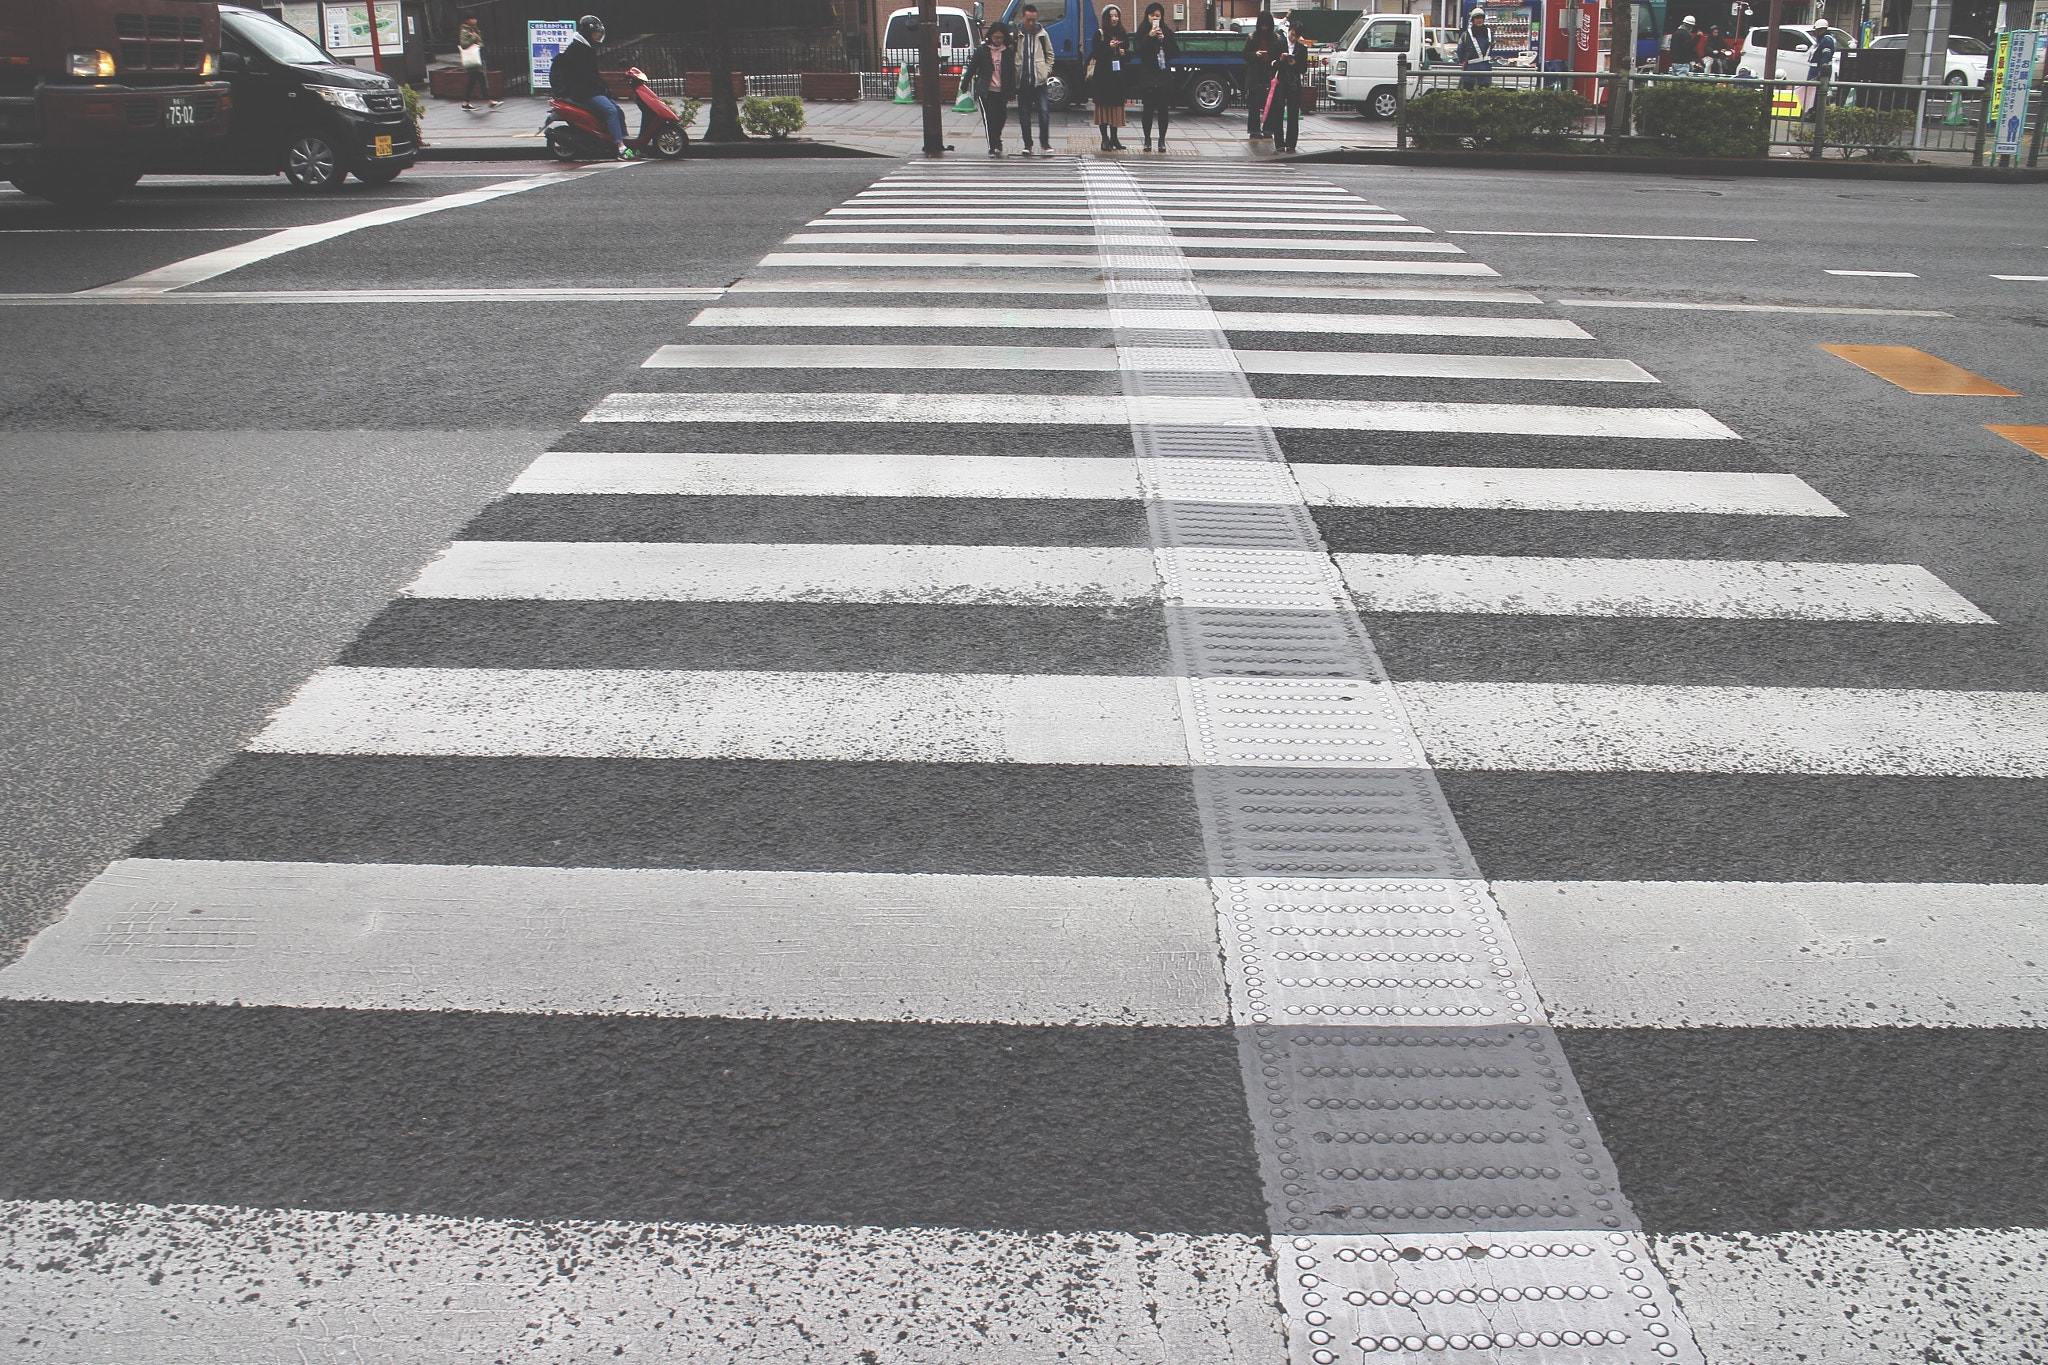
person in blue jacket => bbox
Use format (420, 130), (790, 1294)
(1457, 9), (1495, 89)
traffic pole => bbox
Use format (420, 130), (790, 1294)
(919, 0), (946, 155)
(367, 0), (384, 74)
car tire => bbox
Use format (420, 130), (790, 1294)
(1044, 74), (1069, 108)
(1368, 86), (1400, 120)
(283, 133), (346, 190)
(1190, 75), (1229, 114)
(355, 164), (404, 185)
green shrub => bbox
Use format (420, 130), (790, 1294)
(1806, 103), (1914, 158)
(1632, 80), (1768, 157)
(739, 95), (805, 139)
(1405, 88), (1592, 150)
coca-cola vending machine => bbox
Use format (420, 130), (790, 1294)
(1541, 0), (1604, 101)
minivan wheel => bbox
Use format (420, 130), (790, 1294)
(1190, 75), (1229, 114)
(652, 124), (688, 158)
(1945, 71), (1967, 85)
(284, 133), (346, 190)
(1368, 86), (1400, 119)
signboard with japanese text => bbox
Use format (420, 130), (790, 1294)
(1991, 29), (2038, 157)
(529, 20), (580, 91)
(320, 2), (402, 58)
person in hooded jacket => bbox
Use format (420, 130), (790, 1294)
(1242, 12), (1281, 138)
(549, 15), (631, 159)
(1133, 2), (1180, 152)
(966, 21), (1018, 155)
(1089, 6), (1133, 151)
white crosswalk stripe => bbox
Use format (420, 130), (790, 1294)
(6, 160), (2032, 1365)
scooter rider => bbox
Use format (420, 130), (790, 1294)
(551, 16), (633, 159)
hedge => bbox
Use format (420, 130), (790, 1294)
(739, 95), (806, 139)
(1406, 88), (1592, 151)
(1632, 80), (1769, 157)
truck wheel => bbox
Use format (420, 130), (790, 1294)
(652, 124), (688, 158)
(9, 166), (142, 208)
(1190, 75), (1229, 114)
(1368, 86), (1400, 119)
(284, 133), (346, 190)
(1044, 74), (1069, 108)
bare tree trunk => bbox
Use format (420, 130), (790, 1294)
(705, 0), (746, 141)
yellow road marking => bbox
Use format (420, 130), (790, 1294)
(1819, 345), (2018, 396)
(1986, 425), (2048, 457)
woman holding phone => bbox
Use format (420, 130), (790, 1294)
(1088, 5), (1132, 151)
(1133, 2), (1180, 152)
(1241, 11), (1280, 140)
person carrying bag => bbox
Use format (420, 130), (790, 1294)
(1264, 27), (1309, 152)
(1088, 6), (1132, 151)
(457, 18), (500, 109)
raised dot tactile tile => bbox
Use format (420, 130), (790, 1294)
(1082, 163), (1702, 1365)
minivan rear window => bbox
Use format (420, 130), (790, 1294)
(884, 12), (975, 49)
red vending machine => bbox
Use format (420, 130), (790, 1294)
(1541, 0), (1605, 100)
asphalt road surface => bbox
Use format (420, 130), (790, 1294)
(1, 155), (2045, 1364)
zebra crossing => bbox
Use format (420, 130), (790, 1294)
(2, 159), (2044, 1363)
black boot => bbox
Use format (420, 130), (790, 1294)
(1099, 127), (1111, 150)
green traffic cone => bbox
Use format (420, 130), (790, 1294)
(893, 65), (915, 103)
(953, 82), (977, 112)
(1943, 90), (1966, 124)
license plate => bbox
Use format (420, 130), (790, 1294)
(165, 96), (196, 127)
(374, 134), (393, 157)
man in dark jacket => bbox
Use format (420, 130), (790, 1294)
(550, 15), (631, 158)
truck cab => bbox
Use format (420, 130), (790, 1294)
(1324, 10), (1428, 119)
(2, 0), (232, 205)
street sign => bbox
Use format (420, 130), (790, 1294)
(1991, 29), (2038, 156)
(319, 2), (402, 59)
(529, 20), (580, 92)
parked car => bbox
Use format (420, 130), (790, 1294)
(1325, 11), (1427, 120)
(1863, 31), (1990, 85)
(152, 5), (414, 188)
(1734, 25), (1861, 80)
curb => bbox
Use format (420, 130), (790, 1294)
(1287, 147), (2048, 182)
(418, 138), (888, 162)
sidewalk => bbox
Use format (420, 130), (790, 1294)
(416, 91), (1396, 159)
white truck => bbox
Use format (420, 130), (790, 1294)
(1323, 11), (1432, 120)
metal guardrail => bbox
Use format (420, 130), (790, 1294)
(1395, 66), (2043, 166)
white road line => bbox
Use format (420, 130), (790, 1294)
(1295, 465), (1840, 515)
(1448, 230), (1758, 242)
(688, 305), (1583, 337)
(824, 208), (1411, 223)
(785, 232), (1464, 254)
(0, 860), (1223, 1026)
(1993, 274), (2048, 281)
(0, 1199), (1285, 1364)
(723, 277), (1544, 304)
(758, 253), (1501, 277)
(0, 286), (725, 306)
(642, 343), (1647, 382)
(1495, 880), (2048, 1028)
(1335, 554), (1993, 622)
(1658, 1227), (2048, 1365)
(807, 219), (1434, 236)
(1555, 297), (1952, 317)
(514, 451), (1142, 499)
(0, 227), (268, 233)
(1397, 681), (2048, 777)
(245, 667), (1190, 765)
(78, 168), (610, 296)
(405, 540), (1162, 605)
(1825, 269), (1919, 277)
(586, 393), (1736, 439)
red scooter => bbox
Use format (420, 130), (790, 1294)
(543, 68), (689, 161)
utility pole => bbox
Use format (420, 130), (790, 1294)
(1609, 0), (1635, 145)
(919, 0), (945, 155)
(705, 0), (746, 141)
(1904, 0), (1952, 85)
(1762, 0), (1785, 92)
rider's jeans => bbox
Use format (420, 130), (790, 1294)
(584, 94), (627, 144)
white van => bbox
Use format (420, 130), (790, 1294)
(882, 6), (979, 70)
(1325, 12), (1428, 119)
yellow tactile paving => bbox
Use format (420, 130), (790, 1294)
(1985, 425), (2048, 457)
(1819, 345), (2019, 396)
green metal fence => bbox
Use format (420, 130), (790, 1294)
(1394, 65), (2044, 166)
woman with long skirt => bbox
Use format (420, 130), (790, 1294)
(1089, 5), (1132, 151)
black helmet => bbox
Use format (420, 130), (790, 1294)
(577, 14), (605, 42)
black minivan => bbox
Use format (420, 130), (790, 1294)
(158, 5), (415, 188)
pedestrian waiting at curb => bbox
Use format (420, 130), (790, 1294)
(1457, 10), (1494, 88)
(1263, 24), (1309, 153)
(1242, 12), (1280, 140)
(1134, 3), (1180, 152)
(457, 18), (501, 109)
(1089, 5), (1132, 151)
(1013, 4), (1056, 154)
(966, 21), (1016, 156)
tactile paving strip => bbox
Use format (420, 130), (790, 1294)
(1277, 1233), (1702, 1365)
(1082, 163), (1700, 1364)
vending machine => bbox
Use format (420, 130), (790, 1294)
(1541, 0), (1605, 99)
